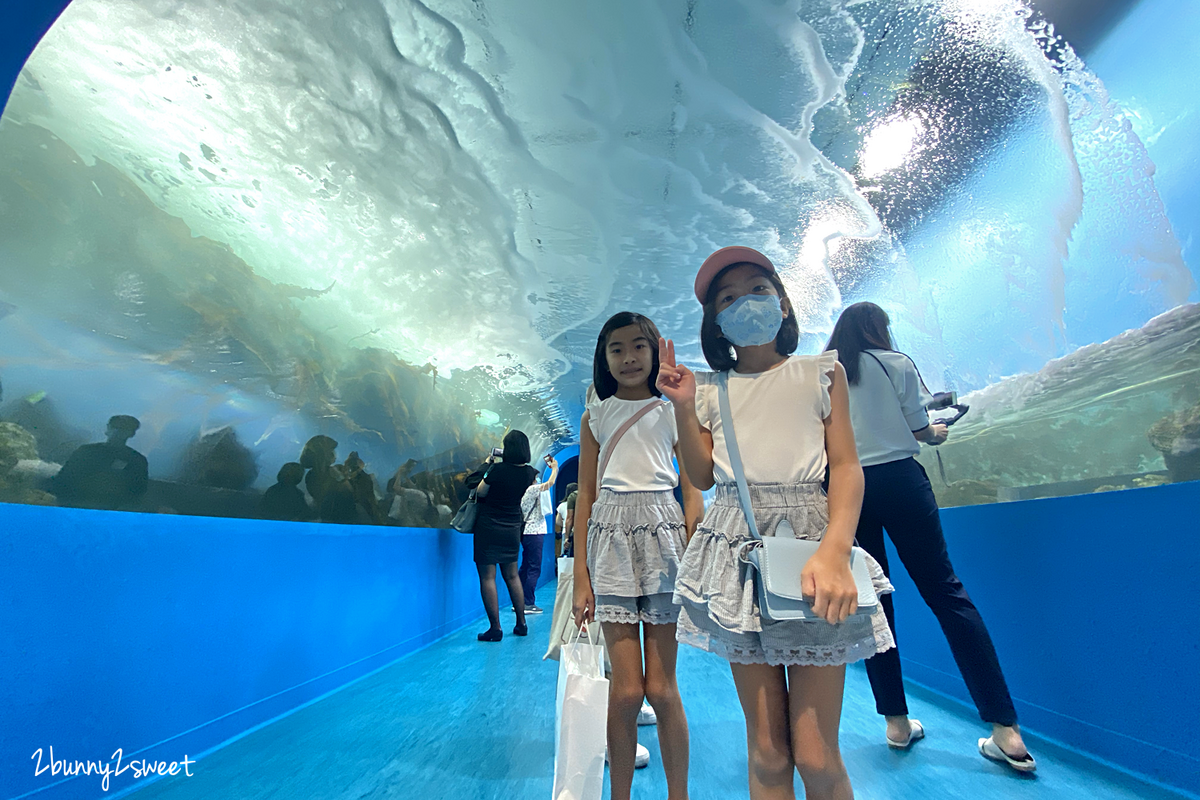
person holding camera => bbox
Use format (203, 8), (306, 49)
(517, 455), (560, 614)
(826, 302), (1034, 772)
(467, 430), (539, 642)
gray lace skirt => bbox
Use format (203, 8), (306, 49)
(674, 483), (896, 667)
(585, 488), (688, 611)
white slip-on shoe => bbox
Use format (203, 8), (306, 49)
(886, 719), (925, 750)
(637, 702), (657, 726)
(979, 736), (1037, 773)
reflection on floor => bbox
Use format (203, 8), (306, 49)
(125, 582), (1184, 800)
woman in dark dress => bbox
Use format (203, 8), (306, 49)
(470, 429), (539, 642)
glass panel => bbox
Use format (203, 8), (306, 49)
(1, 0), (1196, 521)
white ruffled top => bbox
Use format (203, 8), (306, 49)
(693, 352), (838, 486)
(586, 390), (680, 492)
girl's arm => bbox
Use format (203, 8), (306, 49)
(572, 413), (600, 626)
(804, 361), (866, 624)
(675, 442), (705, 542)
(657, 338), (716, 490)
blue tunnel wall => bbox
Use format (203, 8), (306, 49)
(0, 506), (489, 800)
(3, 482), (1198, 799)
(883, 481), (1199, 795)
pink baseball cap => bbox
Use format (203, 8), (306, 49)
(694, 246), (777, 303)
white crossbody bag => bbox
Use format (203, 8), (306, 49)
(717, 371), (878, 621)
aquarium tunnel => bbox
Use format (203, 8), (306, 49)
(1, 0), (1197, 798)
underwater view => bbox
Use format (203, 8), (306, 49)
(1, 0), (1197, 521)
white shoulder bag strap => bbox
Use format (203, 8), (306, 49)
(717, 371), (761, 539)
(595, 399), (667, 493)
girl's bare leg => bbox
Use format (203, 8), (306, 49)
(643, 622), (689, 799)
(731, 662), (795, 800)
(603, 621), (645, 800)
(786, 664), (853, 800)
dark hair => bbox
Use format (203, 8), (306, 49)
(565, 482), (578, 495)
(299, 435), (338, 470)
(824, 302), (894, 384)
(107, 414), (141, 434)
(700, 263), (800, 371)
(592, 312), (664, 400)
(277, 462), (305, 485)
(501, 430), (531, 465)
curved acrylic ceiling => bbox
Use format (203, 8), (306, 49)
(2, 0), (1193, 431)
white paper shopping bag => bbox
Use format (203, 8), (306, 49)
(544, 561), (611, 672)
(552, 624), (608, 800)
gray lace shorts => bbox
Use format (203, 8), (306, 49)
(586, 488), (687, 625)
(595, 592), (680, 625)
(674, 483), (896, 667)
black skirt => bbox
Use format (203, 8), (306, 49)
(473, 514), (522, 565)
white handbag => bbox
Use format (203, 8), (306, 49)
(717, 371), (878, 621)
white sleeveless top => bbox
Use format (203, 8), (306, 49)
(586, 394), (680, 492)
(693, 353), (837, 485)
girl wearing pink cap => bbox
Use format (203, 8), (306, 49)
(658, 247), (895, 800)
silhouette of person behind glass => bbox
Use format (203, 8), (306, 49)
(53, 415), (149, 511)
(343, 451), (383, 524)
(299, 435), (340, 508)
(259, 462), (314, 522)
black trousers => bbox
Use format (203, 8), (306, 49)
(857, 457), (1018, 726)
(518, 533), (545, 607)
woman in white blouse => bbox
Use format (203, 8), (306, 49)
(827, 302), (1035, 773)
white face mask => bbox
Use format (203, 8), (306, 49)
(716, 294), (783, 347)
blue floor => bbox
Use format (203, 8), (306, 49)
(122, 581), (1188, 800)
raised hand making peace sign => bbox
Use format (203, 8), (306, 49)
(655, 337), (697, 406)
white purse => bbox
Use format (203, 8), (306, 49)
(717, 371), (878, 621)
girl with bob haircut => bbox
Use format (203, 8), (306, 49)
(573, 311), (704, 800)
(827, 302), (1034, 771)
(658, 247), (894, 800)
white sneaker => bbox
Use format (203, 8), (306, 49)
(605, 743), (651, 770)
(637, 702), (657, 726)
